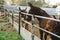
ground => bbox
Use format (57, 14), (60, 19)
(0, 12), (24, 40)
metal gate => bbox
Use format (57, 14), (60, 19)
(4, 6), (60, 40)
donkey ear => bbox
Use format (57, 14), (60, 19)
(28, 2), (33, 7)
(25, 7), (27, 11)
(19, 7), (21, 10)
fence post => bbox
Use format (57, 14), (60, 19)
(31, 15), (35, 40)
(18, 7), (22, 35)
(18, 11), (21, 35)
(7, 10), (9, 22)
(4, 7), (5, 16)
(12, 10), (14, 27)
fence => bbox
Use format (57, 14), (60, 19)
(4, 6), (60, 40)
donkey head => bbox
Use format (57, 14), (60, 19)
(19, 7), (27, 13)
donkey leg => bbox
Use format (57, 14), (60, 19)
(44, 33), (48, 40)
(25, 23), (28, 30)
(39, 26), (48, 40)
(39, 30), (43, 40)
(51, 35), (60, 40)
(44, 33), (52, 40)
(43, 32), (47, 40)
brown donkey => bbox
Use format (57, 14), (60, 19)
(26, 2), (60, 40)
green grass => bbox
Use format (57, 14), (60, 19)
(0, 16), (24, 40)
(0, 30), (24, 40)
(0, 22), (24, 40)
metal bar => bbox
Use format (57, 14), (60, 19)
(21, 19), (60, 39)
(34, 25), (60, 39)
(20, 12), (60, 22)
(7, 9), (60, 22)
(9, 10), (60, 22)
(31, 15), (35, 40)
(12, 11), (14, 27)
(5, 7), (60, 39)
(18, 12), (21, 34)
(8, 10), (10, 22)
(22, 19), (31, 25)
(34, 15), (60, 22)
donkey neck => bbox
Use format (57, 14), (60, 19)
(40, 10), (52, 18)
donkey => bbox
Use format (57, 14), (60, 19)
(19, 7), (27, 19)
(19, 3), (60, 40)
(26, 2), (60, 40)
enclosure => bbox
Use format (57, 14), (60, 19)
(0, 0), (60, 40)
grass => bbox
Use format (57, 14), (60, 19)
(0, 16), (24, 40)
(0, 30), (24, 40)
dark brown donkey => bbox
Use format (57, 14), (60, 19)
(25, 2), (60, 40)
